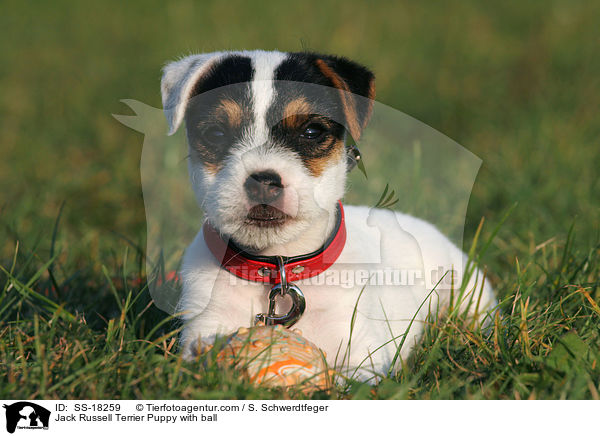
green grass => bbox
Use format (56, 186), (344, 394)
(1, 0), (599, 399)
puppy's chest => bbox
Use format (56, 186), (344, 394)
(204, 256), (421, 325)
(194, 218), (428, 317)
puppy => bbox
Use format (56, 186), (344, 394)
(160, 50), (495, 382)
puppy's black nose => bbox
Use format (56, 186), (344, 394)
(244, 171), (283, 204)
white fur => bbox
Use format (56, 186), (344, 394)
(249, 51), (286, 145)
(161, 50), (496, 383)
(179, 206), (495, 382)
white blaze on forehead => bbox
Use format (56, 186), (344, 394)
(250, 51), (286, 146)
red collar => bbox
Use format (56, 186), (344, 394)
(203, 201), (346, 284)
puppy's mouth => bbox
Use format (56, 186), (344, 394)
(244, 204), (289, 227)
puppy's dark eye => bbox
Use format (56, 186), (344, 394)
(300, 123), (326, 140)
(201, 125), (228, 145)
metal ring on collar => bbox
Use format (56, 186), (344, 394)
(276, 255), (287, 294)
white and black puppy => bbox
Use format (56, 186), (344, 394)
(160, 50), (495, 381)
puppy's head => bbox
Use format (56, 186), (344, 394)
(161, 50), (374, 250)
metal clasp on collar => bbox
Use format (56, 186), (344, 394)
(255, 256), (306, 327)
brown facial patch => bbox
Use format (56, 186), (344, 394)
(203, 162), (220, 175)
(186, 95), (252, 174)
(215, 98), (244, 128)
(268, 93), (347, 178)
(186, 138), (224, 174)
(314, 59), (362, 141)
(282, 98), (313, 129)
(182, 55), (255, 176)
(304, 138), (345, 177)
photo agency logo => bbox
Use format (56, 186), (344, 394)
(2, 402), (50, 434)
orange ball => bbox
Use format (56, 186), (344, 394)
(214, 325), (331, 392)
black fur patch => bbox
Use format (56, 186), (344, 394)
(274, 52), (375, 132)
(268, 52), (374, 173)
(189, 55), (254, 97)
(184, 56), (254, 170)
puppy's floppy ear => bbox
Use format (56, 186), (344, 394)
(161, 53), (225, 135)
(314, 55), (375, 141)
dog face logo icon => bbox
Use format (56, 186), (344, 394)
(2, 402), (50, 434)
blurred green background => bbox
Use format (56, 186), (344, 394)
(1, 0), (599, 274)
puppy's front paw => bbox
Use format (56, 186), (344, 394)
(181, 332), (218, 361)
(180, 338), (199, 361)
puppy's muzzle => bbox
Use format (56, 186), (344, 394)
(244, 171), (283, 205)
